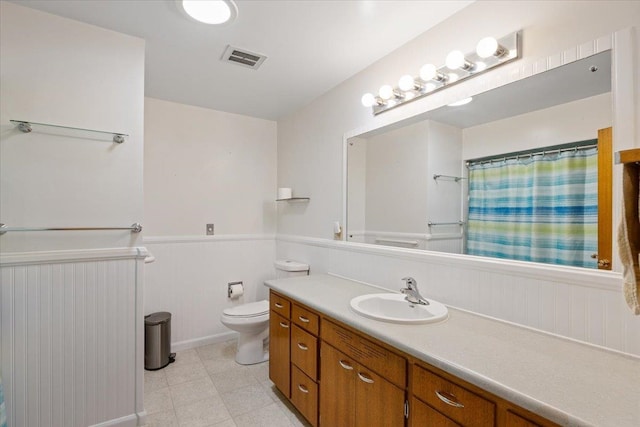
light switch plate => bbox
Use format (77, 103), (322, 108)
(206, 224), (214, 235)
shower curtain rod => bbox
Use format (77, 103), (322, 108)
(466, 139), (598, 167)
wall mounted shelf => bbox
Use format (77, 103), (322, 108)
(10, 119), (128, 143)
(276, 197), (310, 202)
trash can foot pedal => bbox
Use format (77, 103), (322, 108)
(169, 353), (176, 364)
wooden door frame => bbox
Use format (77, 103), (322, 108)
(598, 127), (613, 270)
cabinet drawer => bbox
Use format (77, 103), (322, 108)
(506, 411), (540, 427)
(291, 365), (318, 427)
(270, 291), (291, 318)
(410, 397), (461, 427)
(291, 324), (318, 381)
(412, 365), (495, 427)
(321, 320), (406, 388)
(292, 304), (319, 335)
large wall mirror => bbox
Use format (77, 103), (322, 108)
(346, 50), (612, 271)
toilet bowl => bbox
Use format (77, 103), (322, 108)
(220, 300), (270, 365)
(220, 259), (310, 365)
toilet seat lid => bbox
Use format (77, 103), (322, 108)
(223, 300), (269, 318)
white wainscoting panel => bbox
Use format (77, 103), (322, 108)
(0, 248), (147, 427)
(277, 236), (640, 357)
(143, 235), (276, 351)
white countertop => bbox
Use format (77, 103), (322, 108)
(265, 274), (640, 427)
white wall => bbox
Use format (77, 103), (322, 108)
(144, 98), (277, 236)
(365, 121), (430, 233)
(144, 98), (278, 348)
(463, 93), (612, 160)
(277, 1), (640, 355)
(0, 2), (145, 253)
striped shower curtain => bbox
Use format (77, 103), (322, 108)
(466, 147), (598, 267)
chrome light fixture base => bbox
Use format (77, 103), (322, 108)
(368, 31), (521, 115)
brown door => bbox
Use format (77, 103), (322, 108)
(354, 366), (405, 427)
(597, 127), (613, 270)
(319, 344), (356, 427)
(269, 312), (291, 397)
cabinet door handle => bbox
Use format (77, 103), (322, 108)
(297, 342), (308, 351)
(338, 360), (354, 370)
(357, 372), (374, 384)
(298, 316), (310, 323)
(298, 384), (309, 394)
(274, 302), (284, 308)
(435, 390), (464, 408)
(279, 322), (289, 329)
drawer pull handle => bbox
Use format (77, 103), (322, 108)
(338, 360), (354, 371)
(297, 342), (308, 351)
(279, 322), (289, 329)
(357, 372), (374, 384)
(298, 316), (310, 323)
(298, 384), (309, 394)
(435, 391), (464, 408)
(274, 302), (284, 308)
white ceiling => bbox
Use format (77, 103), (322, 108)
(11, 0), (474, 120)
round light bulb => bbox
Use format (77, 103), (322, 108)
(398, 75), (415, 92)
(446, 50), (466, 70)
(476, 37), (499, 58)
(182, 0), (236, 25)
(419, 64), (437, 81)
(361, 93), (376, 107)
(378, 85), (394, 100)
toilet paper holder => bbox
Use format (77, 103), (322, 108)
(228, 281), (243, 298)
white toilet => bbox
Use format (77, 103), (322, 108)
(220, 259), (310, 365)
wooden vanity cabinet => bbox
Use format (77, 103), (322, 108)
(320, 320), (407, 427)
(268, 311), (291, 398)
(409, 362), (559, 427)
(269, 290), (560, 427)
(269, 291), (321, 426)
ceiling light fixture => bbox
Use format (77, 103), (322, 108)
(360, 31), (521, 115)
(180, 0), (238, 25)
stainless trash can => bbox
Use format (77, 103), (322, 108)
(144, 312), (176, 370)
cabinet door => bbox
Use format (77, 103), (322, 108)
(354, 365), (405, 427)
(319, 344), (356, 427)
(269, 311), (291, 398)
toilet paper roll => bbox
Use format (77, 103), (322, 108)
(278, 187), (292, 199)
(229, 283), (244, 299)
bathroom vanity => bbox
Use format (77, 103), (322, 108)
(265, 274), (639, 427)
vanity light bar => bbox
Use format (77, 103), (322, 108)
(362, 31), (521, 115)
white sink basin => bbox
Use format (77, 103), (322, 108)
(350, 293), (448, 324)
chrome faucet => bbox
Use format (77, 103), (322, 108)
(400, 277), (429, 305)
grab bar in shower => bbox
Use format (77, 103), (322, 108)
(0, 223), (143, 235)
(427, 221), (465, 227)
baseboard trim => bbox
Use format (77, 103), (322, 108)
(90, 414), (138, 427)
(171, 331), (238, 352)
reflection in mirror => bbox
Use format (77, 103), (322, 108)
(346, 51), (612, 270)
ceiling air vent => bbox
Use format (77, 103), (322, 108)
(221, 45), (267, 70)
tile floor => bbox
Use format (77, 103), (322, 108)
(143, 340), (312, 427)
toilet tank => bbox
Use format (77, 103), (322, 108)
(274, 259), (310, 279)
